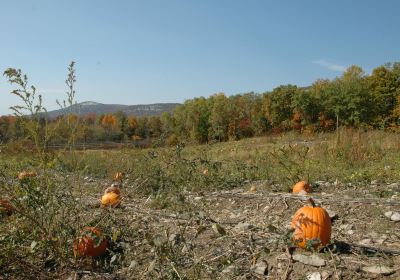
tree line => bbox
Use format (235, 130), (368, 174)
(1, 62), (400, 146)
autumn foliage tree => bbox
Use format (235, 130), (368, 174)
(2, 61), (400, 145)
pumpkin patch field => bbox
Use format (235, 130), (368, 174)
(1, 130), (400, 279)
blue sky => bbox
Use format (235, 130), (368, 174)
(1, 0), (399, 115)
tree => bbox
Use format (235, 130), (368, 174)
(367, 64), (400, 127)
(114, 111), (128, 138)
(292, 88), (322, 126)
(101, 114), (117, 139)
(264, 85), (299, 130)
(331, 65), (372, 126)
(183, 97), (211, 143)
(208, 93), (230, 141)
(135, 117), (149, 139)
(125, 116), (138, 138)
(148, 116), (162, 138)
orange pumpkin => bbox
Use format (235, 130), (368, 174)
(73, 227), (108, 257)
(292, 181), (312, 194)
(101, 192), (121, 207)
(114, 172), (124, 181)
(18, 171), (37, 180)
(291, 198), (331, 249)
(0, 199), (15, 215)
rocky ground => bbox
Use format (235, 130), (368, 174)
(72, 178), (400, 280)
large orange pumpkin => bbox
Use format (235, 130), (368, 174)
(292, 181), (312, 194)
(101, 192), (121, 207)
(290, 198), (331, 249)
(73, 227), (108, 257)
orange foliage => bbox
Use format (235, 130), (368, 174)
(291, 111), (302, 131)
(101, 114), (117, 128)
(318, 113), (335, 130)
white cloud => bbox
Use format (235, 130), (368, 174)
(313, 60), (346, 72)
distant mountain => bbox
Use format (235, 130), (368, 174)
(47, 101), (180, 118)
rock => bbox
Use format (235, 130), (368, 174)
(370, 180), (380, 185)
(390, 212), (400, 222)
(194, 196), (203, 201)
(222, 265), (235, 274)
(321, 271), (331, 280)
(362, 265), (395, 276)
(385, 211), (400, 221)
(252, 260), (268, 275)
(234, 222), (254, 232)
(358, 238), (371, 245)
(326, 209), (336, 219)
(388, 182), (399, 188)
(347, 230), (354, 235)
(292, 254), (326, 267)
(307, 272), (321, 280)
(384, 211), (393, 219)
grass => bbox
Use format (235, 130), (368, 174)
(53, 128), (400, 186)
(1, 128), (400, 278)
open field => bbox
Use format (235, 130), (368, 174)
(1, 129), (400, 279)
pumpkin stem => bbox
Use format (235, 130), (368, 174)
(308, 198), (316, 207)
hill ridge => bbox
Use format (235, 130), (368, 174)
(47, 101), (180, 118)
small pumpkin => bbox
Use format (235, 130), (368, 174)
(290, 198), (331, 249)
(18, 171), (37, 180)
(101, 192), (121, 207)
(73, 227), (108, 257)
(114, 172), (124, 181)
(292, 180), (312, 194)
(0, 199), (15, 216)
(249, 186), (257, 192)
